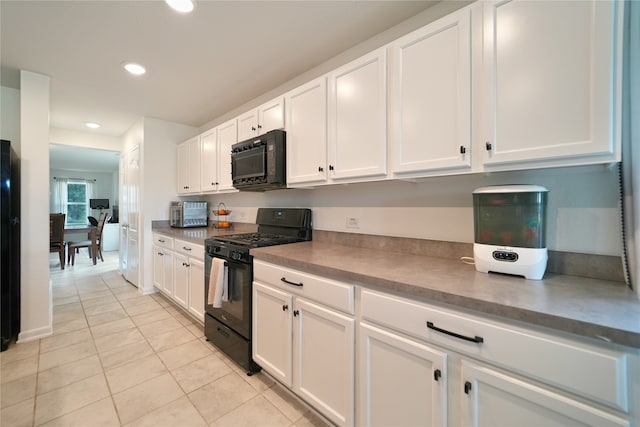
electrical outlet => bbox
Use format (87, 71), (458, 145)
(346, 217), (360, 229)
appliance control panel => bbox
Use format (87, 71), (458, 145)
(492, 251), (519, 262)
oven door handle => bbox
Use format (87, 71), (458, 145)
(281, 277), (303, 287)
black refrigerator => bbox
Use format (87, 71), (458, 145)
(1, 140), (20, 351)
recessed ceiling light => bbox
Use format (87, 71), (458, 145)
(122, 62), (146, 76)
(165, 0), (195, 13)
(86, 122), (101, 129)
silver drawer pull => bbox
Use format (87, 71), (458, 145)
(183, 246), (191, 251)
(426, 321), (484, 344)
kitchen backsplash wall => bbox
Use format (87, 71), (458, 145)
(195, 163), (622, 257)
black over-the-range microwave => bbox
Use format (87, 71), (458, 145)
(231, 129), (286, 191)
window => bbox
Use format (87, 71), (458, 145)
(66, 181), (88, 224)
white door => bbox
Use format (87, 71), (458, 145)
(252, 282), (293, 387)
(152, 245), (163, 290)
(237, 110), (259, 141)
(359, 322), (447, 427)
(173, 253), (189, 308)
(294, 298), (354, 427)
(285, 77), (328, 185)
(125, 144), (140, 287)
(187, 257), (205, 322)
(186, 138), (201, 193)
(258, 97), (285, 134)
(161, 250), (174, 297)
(200, 130), (218, 192)
(328, 48), (387, 181)
(390, 7), (471, 175)
(216, 119), (237, 192)
(481, 0), (620, 167)
(176, 140), (190, 194)
(461, 360), (629, 427)
(118, 154), (128, 275)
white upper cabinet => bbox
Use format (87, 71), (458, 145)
(390, 7), (471, 176)
(285, 77), (328, 186)
(176, 137), (201, 194)
(480, 0), (622, 169)
(199, 119), (237, 194)
(200, 128), (218, 193)
(216, 118), (237, 192)
(237, 97), (285, 142)
(328, 48), (388, 181)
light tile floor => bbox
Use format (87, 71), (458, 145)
(1, 249), (330, 427)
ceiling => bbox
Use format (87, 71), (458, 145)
(50, 144), (120, 172)
(1, 0), (437, 139)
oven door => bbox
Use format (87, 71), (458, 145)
(204, 253), (252, 339)
(231, 145), (266, 182)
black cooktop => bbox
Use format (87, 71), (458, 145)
(212, 232), (302, 248)
(206, 208), (312, 251)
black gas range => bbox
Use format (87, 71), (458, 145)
(203, 208), (312, 374)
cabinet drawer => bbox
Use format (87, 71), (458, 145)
(153, 233), (174, 250)
(254, 260), (354, 315)
(174, 239), (204, 260)
(361, 289), (628, 412)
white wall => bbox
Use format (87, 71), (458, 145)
(1, 86), (20, 150)
(139, 118), (198, 294)
(203, 164), (622, 256)
(19, 71), (52, 342)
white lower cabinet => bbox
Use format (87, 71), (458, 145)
(253, 261), (355, 427)
(152, 233), (205, 322)
(359, 322), (447, 427)
(252, 262), (637, 427)
(152, 233), (174, 296)
(360, 288), (635, 427)
(461, 359), (629, 427)
(173, 239), (205, 321)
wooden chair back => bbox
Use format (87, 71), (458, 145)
(49, 213), (65, 246)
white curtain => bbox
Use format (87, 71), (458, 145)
(51, 178), (68, 215)
(622, 0), (639, 291)
(86, 180), (96, 207)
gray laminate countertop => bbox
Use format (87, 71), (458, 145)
(250, 241), (640, 349)
(151, 222), (258, 244)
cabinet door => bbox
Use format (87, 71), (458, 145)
(216, 119), (237, 192)
(285, 77), (328, 185)
(152, 245), (163, 290)
(177, 137), (200, 194)
(173, 253), (189, 308)
(461, 360), (629, 427)
(253, 282), (293, 387)
(481, 0), (621, 167)
(258, 97), (285, 134)
(200, 129), (218, 192)
(161, 250), (174, 297)
(176, 141), (190, 194)
(328, 48), (387, 181)
(186, 138), (201, 193)
(294, 298), (354, 427)
(237, 110), (259, 141)
(359, 322), (447, 427)
(390, 7), (471, 175)
(187, 257), (205, 322)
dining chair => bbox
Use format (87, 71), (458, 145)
(49, 213), (66, 270)
(67, 212), (107, 266)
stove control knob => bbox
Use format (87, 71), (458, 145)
(230, 251), (242, 261)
